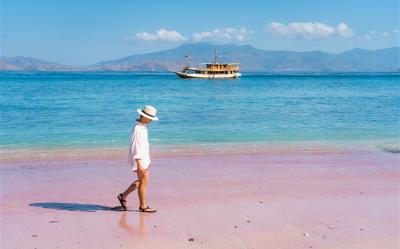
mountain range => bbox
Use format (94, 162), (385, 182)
(1, 43), (399, 72)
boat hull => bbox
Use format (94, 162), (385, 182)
(175, 71), (241, 79)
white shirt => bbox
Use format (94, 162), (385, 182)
(127, 121), (151, 171)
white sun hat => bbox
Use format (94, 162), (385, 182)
(137, 105), (159, 121)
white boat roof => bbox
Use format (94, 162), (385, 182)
(201, 63), (240, 65)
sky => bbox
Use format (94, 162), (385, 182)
(1, 0), (399, 65)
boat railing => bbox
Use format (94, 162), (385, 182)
(186, 68), (239, 72)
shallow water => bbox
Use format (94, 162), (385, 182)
(1, 72), (399, 150)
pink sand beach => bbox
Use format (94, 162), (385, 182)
(1, 143), (399, 249)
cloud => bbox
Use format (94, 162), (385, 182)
(266, 22), (353, 39)
(336, 23), (353, 37)
(191, 28), (252, 43)
(364, 30), (378, 40)
(131, 29), (188, 42)
(128, 27), (251, 44)
(364, 29), (400, 40)
(364, 34), (372, 40)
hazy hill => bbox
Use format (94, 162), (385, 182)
(0, 56), (72, 71)
(1, 44), (399, 72)
(95, 43), (400, 72)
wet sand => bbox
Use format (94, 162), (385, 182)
(1, 146), (399, 249)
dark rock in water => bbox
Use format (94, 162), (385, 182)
(381, 146), (400, 154)
(188, 238), (194, 242)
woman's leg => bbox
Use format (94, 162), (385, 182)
(137, 170), (149, 208)
(121, 179), (140, 200)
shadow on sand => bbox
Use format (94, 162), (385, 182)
(29, 202), (127, 212)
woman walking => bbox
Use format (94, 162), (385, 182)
(118, 105), (158, 212)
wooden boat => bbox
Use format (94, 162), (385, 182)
(175, 50), (241, 79)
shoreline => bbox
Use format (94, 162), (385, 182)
(1, 139), (399, 163)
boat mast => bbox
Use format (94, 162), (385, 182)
(184, 49), (189, 67)
(214, 49), (219, 64)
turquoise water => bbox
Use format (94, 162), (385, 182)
(1, 72), (399, 149)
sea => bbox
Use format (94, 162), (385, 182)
(1, 72), (399, 153)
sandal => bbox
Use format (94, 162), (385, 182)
(117, 194), (127, 211)
(139, 206), (157, 213)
